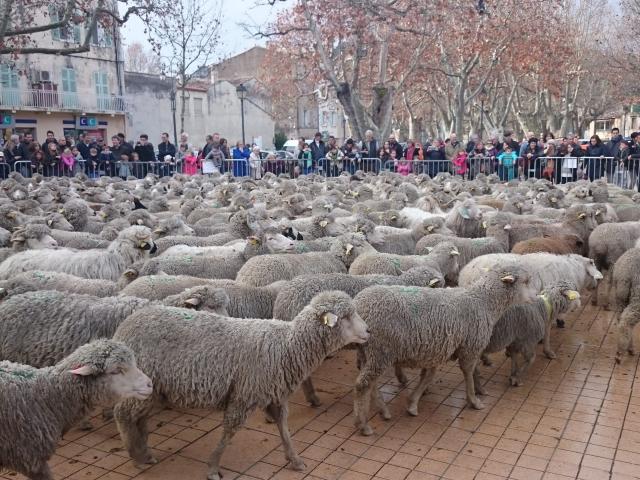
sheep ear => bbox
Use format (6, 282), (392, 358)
(344, 243), (354, 255)
(69, 365), (95, 376)
(481, 221), (487, 229)
(124, 269), (138, 278)
(450, 248), (460, 256)
(6, 211), (16, 219)
(321, 312), (338, 328)
(153, 227), (166, 235)
(47, 219), (53, 226)
(503, 224), (512, 230)
(426, 225), (434, 232)
(137, 219), (144, 225)
(428, 278), (440, 287)
(184, 297), (201, 308)
(425, 247), (433, 253)
(500, 274), (516, 284)
(247, 236), (261, 245)
(319, 220), (329, 227)
(459, 207), (470, 219)
(564, 290), (580, 301)
(577, 212), (586, 219)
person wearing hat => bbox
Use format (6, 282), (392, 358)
(502, 131), (520, 153)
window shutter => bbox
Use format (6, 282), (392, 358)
(49, 5), (60, 41)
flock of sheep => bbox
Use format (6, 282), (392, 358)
(1, 168), (639, 480)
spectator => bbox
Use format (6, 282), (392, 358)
(414, 142), (425, 161)
(519, 131), (535, 157)
(118, 153), (132, 180)
(629, 133), (640, 189)
(468, 141), (488, 176)
(502, 131), (520, 152)
(361, 130), (379, 173)
(299, 143), (313, 175)
(203, 133), (225, 175)
(404, 140), (418, 160)
(379, 141), (392, 164)
(585, 135), (608, 181)
(388, 134), (404, 160)
(466, 133), (480, 154)
(326, 141), (344, 177)
(159, 154), (175, 177)
(99, 145), (116, 177)
(19, 133), (34, 161)
(76, 133), (93, 160)
(613, 140), (631, 188)
(134, 134), (155, 163)
(452, 149), (468, 178)
(232, 141), (249, 177)
(264, 153), (284, 175)
(157, 132), (176, 164)
(3, 134), (22, 169)
(43, 141), (60, 177)
(232, 141), (248, 159)
(445, 133), (465, 162)
(542, 138), (557, 183)
(607, 127), (624, 158)
(117, 133), (133, 156)
(309, 132), (326, 168)
(497, 145), (518, 181)
(200, 134), (214, 160)
(487, 134), (503, 155)
(32, 150), (45, 176)
(521, 138), (541, 179)
(342, 138), (359, 174)
(396, 155), (411, 176)
(0, 152), (6, 179)
(183, 149), (199, 176)
(424, 139), (446, 177)
(179, 132), (193, 153)
(249, 147), (262, 179)
(86, 147), (100, 178)
(219, 138), (231, 171)
(41, 130), (57, 152)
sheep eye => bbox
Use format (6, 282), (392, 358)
(110, 368), (124, 375)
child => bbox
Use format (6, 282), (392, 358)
(100, 145), (115, 177)
(118, 153), (131, 180)
(396, 157), (411, 176)
(497, 145), (518, 181)
(86, 147), (100, 178)
(60, 147), (76, 176)
(183, 149), (199, 175)
(300, 143), (313, 175)
(452, 150), (468, 178)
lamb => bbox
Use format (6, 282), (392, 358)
(588, 221), (640, 307)
(351, 266), (537, 435)
(608, 248), (640, 362)
(511, 234), (584, 255)
(153, 234), (234, 255)
(0, 339), (152, 480)
(139, 232), (293, 280)
(415, 234), (506, 268)
(112, 291), (369, 480)
(480, 282), (581, 386)
(0, 226), (157, 282)
(348, 241), (460, 285)
(236, 233), (373, 287)
(0, 286), (229, 368)
(0, 270), (121, 297)
(459, 253), (602, 358)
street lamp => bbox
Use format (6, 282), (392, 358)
(623, 105), (630, 137)
(478, 87), (488, 138)
(236, 83), (247, 146)
(159, 56), (178, 147)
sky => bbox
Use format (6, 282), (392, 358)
(120, 0), (288, 63)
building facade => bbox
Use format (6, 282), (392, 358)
(588, 104), (640, 139)
(0, 9), (127, 143)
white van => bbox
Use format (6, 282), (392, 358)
(283, 139), (301, 157)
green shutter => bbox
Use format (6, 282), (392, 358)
(49, 5), (60, 41)
(62, 68), (76, 92)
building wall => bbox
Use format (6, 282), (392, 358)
(125, 72), (275, 150)
(318, 94), (349, 142)
(210, 47), (267, 83)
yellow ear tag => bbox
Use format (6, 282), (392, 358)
(566, 290), (579, 301)
(322, 313), (338, 327)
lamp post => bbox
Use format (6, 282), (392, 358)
(159, 56), (178, 147)
(478, 87), (488, 139)
(623, 105), (630, 137)
(236, 83), (247, 146)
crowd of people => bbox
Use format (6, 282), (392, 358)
(2, 127), (639, 186)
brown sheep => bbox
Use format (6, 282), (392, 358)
(511, 234), (584, 255)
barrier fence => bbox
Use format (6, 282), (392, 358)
(3, 156), (639, 189)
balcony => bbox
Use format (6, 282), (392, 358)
(0, 87), (126, 113)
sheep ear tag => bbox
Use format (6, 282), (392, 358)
(248, 236), (260, 245)
(459, 207), (470, 219)
(69, 365), (94, 376)
(565, 290), (580, 301)
(322, 313), (338, 328)
(184, 297), (201, 308)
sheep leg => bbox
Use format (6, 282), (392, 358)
(616, 308), (636, 363)
(354, 366), (384, 436)
(207, 403), (250, 480)
(512, 346), (535, 386)
(543, 321), (556, 359)
(265, 401), (306, 471)
(480, 353), (493, 367)
(26, 464), (53, 480)
(301, 377), (322, 407)
(371, 379), (391, 420)
(507, 346), (521, 386)
(394, 365), (409, 386)
(458, 357), (484, 410)
(114, 398), (157, 467)
(407, 367), (436, 417)
(473, 366), (487, 396)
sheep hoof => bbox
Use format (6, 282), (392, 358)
(264, 414), (275, 424)
(509, 377), (523, 387)
(308, 396), (322, 408)
(134, 455), (158, 468)
(407, 405), (418, 417)
(475, 385), (487, 396)
(359, 425), (374, 436)
(481, 356), (493, 367)
(544, 349), (556, 360)
(469, 399), (485, 410)
(207, 473), (222, 480)
(380, 410), (392, 420)
(289, 457), (306, 471)
(591, 297), (598, 306)
(77, 419), (93, 431)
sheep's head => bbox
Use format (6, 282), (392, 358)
(305, 290), (369, 345)
(10, 224), (57, 250)
(153, 216), (194, 238)
(169, 286), (229, 316)
(400, 266), (445, 289)
(119, 226), (157, 254)
(330, 233), (372, 266)
(423, 241), (460, 284)
(44, 212), (74, 231)
(62, 339), (153, 403)
(486, 266), (537, 308)
(420, 217), (450, 236)
(456, 199), (481, 220)
(539, 281), (581, 317)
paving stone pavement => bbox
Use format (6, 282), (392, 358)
(4, 291), (640, 480)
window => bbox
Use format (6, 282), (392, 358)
(193, 98), (203, 116)
(61, 68), (79, 108)
(94, 72), (110, 110)
(0, 64), (20, 107)
(182, 97), (190, 115)
(595, 120), (613, 132)
(330, 111), (336, 127)
(88, 17), (113, 47)
(49, 6), (81, 43)
(303, 109), (309, 127)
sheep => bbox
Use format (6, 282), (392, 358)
(0, 339), (152, 480)
(236, 233), (374, 287)
(30, 212), (74, 231)
(139, 232), (293, 280)
(0, 226), (9, 247)
(8, 224), (58, 250)
(0, 226), (157, 282)
(119, 274), (235, 300)
(415, 234), (507, 268)
(614, 204), (640, 222)
(0, 286), (229, 368)
(160, 229), (292, 257)
(153, 233), (235, 255)
(364, 220), (435, 255)
(608, 248), (640, 363)
(588, 221), (640, 307)
(445, 198), (485, 238)
(348, 241), (460, 285)
(0, 270), (121, 297)
(49, 229), (110, 249)
(351, 266), (537, 435)
(59, 198), (104, 233)
(0, 204), (26, 231)
(511, 234), (584, 255)
(112, 291), (369, 480)
(460, 253), (602, 358)
(480, 282), (581, 386)
(152, 215), (195, 238)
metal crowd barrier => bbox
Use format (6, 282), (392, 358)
(0, 163), (10, 179)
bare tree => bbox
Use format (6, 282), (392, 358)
(125, 41), (161, 73)
(0, 0), (154, 55)
(144, 0), (222, 135)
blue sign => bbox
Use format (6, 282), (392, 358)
(78, 116), (97, 127)
(1, 114), (13, 126)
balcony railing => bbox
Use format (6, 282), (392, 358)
(0, 88), (126, 113)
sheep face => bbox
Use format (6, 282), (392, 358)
(309, 292), (369, 345)
(583, 258), (604, 289)
(46, 213), (74, 231)
(120, 227), (157, 255)
(498, 268), (538, 305)
(26, 234), (58, 249)
(263, 232), (295, 252)
(67, 341), (153, 402)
